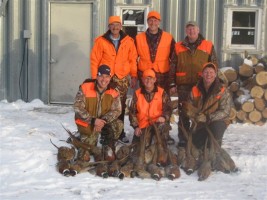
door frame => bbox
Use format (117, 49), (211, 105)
(47, 0), (97, 104)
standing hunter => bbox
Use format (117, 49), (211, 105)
(169, 21), (218, 148)
(90, 16), (138, 143)
(135, 10), (176, 144)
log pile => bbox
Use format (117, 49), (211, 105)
(221, 52), (267, 125)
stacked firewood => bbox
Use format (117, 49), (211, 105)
(221, 52), (267, 125)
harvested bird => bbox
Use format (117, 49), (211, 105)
(165, 149), (181, 180)
(144, 144), (156, 164)
(95, 163), (109, 178)
(205, 125), (237, 174)
(181, 129), (197, 175)
(179, 122), (200, 160)
(152, 123), (168, 167)
(120, 161), (136, 178)
(147, 163), (163, 181)
(50, 139), (76, 162)
(62, 125), (93, 152)
(197, 138), (212, 181)
(116, 142), (137, 165)
(108, 160), (121, 178)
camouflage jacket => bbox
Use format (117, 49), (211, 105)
(189, 77), (232, 123)
(129, 84), (172, 129)
(73, 79), (122, 126)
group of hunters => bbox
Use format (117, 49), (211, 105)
(64, 11), (232, 178)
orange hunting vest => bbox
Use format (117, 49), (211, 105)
(175, 40), (213, 86)
(136, 31), (173, 73)
(75, 82), (119, 128)
(135, 87), (164, 128)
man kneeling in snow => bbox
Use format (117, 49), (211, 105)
(73, 65), (123, 164)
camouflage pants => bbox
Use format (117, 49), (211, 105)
(138, 70), (169, 93)
(77, 119), (123, 161)
(110, 75), (130, 123)
(177, 85), (193, 146)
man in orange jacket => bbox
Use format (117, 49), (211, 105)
(90, 16), (138, 143)
(135, 11), (176, 144)
(169, 21), (218, 148)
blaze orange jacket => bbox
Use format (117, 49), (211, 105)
(175, 40), (213, 86)
(136, 31), (173, 73)
(90, 31), (137, 79)
(135, 87), (164, 128)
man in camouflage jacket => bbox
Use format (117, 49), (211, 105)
(185, 62), (232, 148)
(73, 65), (123, 161)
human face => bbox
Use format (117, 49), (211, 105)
(185, 25), (199, 43)
(108, 22), (122, 38)
(142, 76), (156, 92)
(202, 67), (216, 88)
(147, 17), (160, 34)
(96, 74), (111, 91)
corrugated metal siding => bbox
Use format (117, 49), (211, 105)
(0, 0), (266, 103)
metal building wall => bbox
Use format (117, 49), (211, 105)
(0, 0), (44, 102)
(0, 0), (266, 103)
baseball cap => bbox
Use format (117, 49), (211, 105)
(202, 62), (217, 72)
(108, 16), (121, 25)
(97, 65), (111, 76)
(186, 21), (198, 27)
(143, 69), (156, 78)
(147, 11), (161, 20)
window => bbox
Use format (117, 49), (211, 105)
(232, 11), (255, 45)
(226, 8), (262, 50)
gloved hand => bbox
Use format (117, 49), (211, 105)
(196, 113), (207, 123)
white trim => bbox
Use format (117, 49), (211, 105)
(225, 7), (262, 51)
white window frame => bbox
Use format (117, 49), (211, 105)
(226, 7), (262, 50)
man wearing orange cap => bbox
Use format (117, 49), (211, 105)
(183, 62), (232, 149)
(129, 68), (172, 146)
(129, 69), (175, 177)
(90, 16), (138, 143)
(169, 21), (219, 148)
(135, 10), (176, 144)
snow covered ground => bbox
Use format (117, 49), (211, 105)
(0, 99), (267, 200)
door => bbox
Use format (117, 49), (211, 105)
(49, 2), (92, 104)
